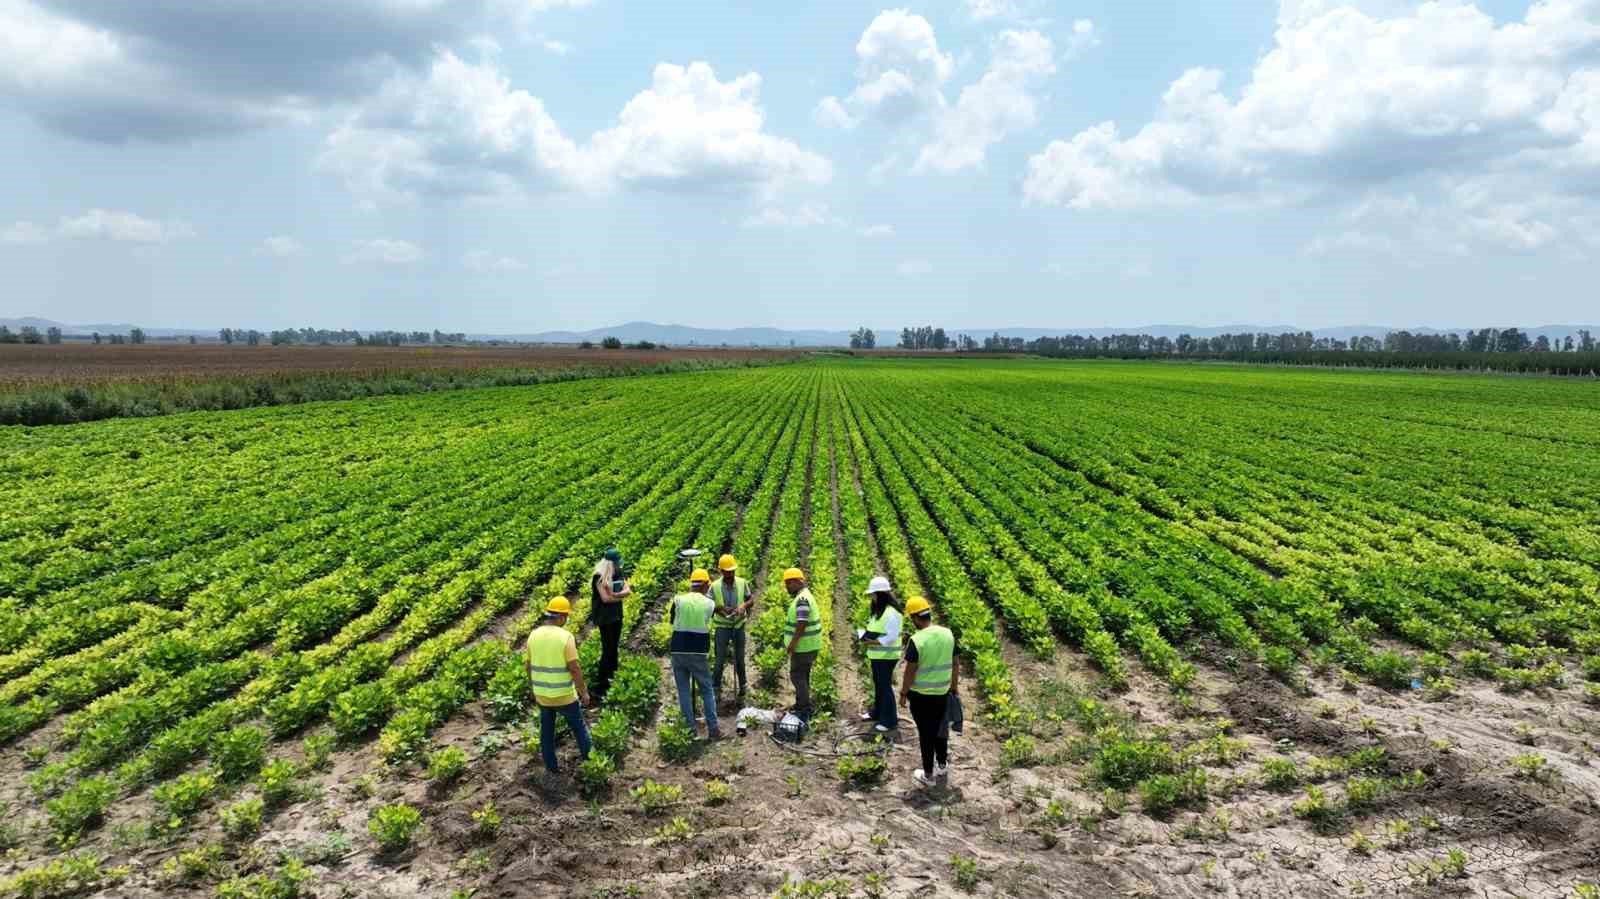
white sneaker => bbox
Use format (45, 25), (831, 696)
(859, 711), (876, 721)
(874, 724), (892, 733)
(912, 769), (935, 787)
(934, 763), (949, 780)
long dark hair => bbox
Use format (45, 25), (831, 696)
(871, 591), (900, 617)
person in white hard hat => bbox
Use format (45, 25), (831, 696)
(857, 575), (902, 732)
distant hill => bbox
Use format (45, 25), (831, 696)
(6, 317), (1595, 347)
(0, 316), (210, 338)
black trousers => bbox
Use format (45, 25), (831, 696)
(594, 620), (622, 701)
(908, 691), (949, 775)
(869, 659), (898, 728)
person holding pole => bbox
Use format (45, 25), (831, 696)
(711, 554), (753, 705)
(670, 569), (722, 739)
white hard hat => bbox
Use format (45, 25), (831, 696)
(865, 576), (892, 594)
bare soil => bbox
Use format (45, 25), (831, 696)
(7, 641), (1597, 899)
(0, 344), (797, 388)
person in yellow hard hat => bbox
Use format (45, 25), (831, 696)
(669, 569), (723, 740)
(527, 597), (592, 777)
(783, 567), (821, 722)
(710, 554), (754, 705)
(899, 596), (957, 787)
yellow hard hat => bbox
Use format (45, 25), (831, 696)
(718, 554), (738, 572)
(689, 568), (711, 584)
(905, 596), (932, 617)
(545, 597), (573, 616)
(782, 567), (806, 582)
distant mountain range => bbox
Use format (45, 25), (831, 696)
(6, 316), (1595, 347)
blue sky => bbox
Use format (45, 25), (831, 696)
(2, 0), (1597, 333)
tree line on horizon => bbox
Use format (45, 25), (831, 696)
(855, 325), (1596, 356)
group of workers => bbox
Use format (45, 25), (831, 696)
(526, 549), (959, 788)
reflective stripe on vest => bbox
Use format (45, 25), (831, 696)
(787, 589), (822, 654)
(711, 577), (751, 629)
(671, 593), (714, 654)
(527, 625), (576, 700)
(910, 625), (954, 695)
(865, 607), (901, 661)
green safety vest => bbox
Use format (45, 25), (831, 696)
(711, 577), (752, 629)
(786, 589), (822, 654)
(670, 592), (714, 655)
(527, 625), (577, 705)
(865, 607), (901, 661)
(909, 625), (954, 695)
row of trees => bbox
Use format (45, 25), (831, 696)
(0, 326), (63, 345)
(870, 326), (1598, 356)
(218, 328), (470, 347)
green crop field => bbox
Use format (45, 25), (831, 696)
(3, 357), (1599, 897)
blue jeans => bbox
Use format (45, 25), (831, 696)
(870, 658), (898, 728)
(539, 701), (592, 774)
(671, 653), (720, 736)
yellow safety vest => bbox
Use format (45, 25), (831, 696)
(787, 589), (822, 654)
(528, 625), (577, 706)
(670, 592), (714, 655)
(909, 625), (954, 695)
(865, 607), (901, 661)
(711, 577), (752, 629)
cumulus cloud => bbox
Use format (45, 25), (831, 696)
(896, 258), (931, 276)
(1, 221), (50, 244)
(320, 54), (830, 201)
(915, 29), (1055, 173)
(259, 235), (306, 258)
(857, 223), (895, 237)
(58, 209), (193, 243)
(344, 238), (422, 265)
(741, 203), (836, 229)
(815, 10), (954, 130)
(464, 250), (528, 272)
(816, 12), (1065, 175)
(1024, 0), (1600, 214)
(0, 0), (586, 142)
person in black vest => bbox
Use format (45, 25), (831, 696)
(590, 547), (631, 707)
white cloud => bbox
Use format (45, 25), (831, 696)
(321, 54), (830, 201)
(464, 250), (528, 272)
(1024, 0), (1600, 213)
(815, 10), (954, 130)
(344, 238), (423, 265)
(915, 29), (1055, 174)
(259, 236), (306, 258)
(742, 203), (836, 229)
(1065, 19), (1100, 57)
(813, 96), (859, 130)
(896, 258), (931, 276)
(0, 0), (590, 142)
(965, 0), (1019, 21)
(540, 37), (572, 56)
(58, 209), (193, 243)
(819, 13), (1063, 175)
(857, 224), (895, 238)
(1, 221), (50, 244)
